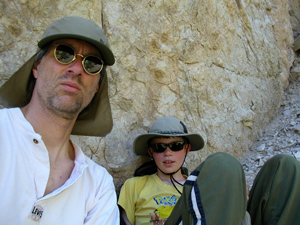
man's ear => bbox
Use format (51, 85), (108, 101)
(32, 61), (41, 79)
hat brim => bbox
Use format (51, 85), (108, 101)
(133, 132), (205, 156)
(38, 34), (115, 66)
(0, 55), (113, 137)
(37, 16), (115, 66)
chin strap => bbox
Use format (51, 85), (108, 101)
(157, 165), (183, 195)
(155, 150), (188, 195)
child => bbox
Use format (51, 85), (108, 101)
(118, 117), (300, 225)
(118, 116), (204, 224)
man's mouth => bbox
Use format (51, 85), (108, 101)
(60, 81), (80, 93)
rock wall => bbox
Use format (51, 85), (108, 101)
(0, 0), (299, 191)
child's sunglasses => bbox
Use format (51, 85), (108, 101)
(54, 44), (104, 75)
(149, 141), (185, 153)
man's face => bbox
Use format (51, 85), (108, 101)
(32, 39), (102, 120)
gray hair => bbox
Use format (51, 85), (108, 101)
(26, 43), (51, 102)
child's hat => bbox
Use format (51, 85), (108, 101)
(134, 116), (205, 156)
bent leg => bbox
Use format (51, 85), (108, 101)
(166, 152), (247, 225)
(248, 154), (300, 225)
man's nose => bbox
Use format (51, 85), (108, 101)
(66, 54), (85, 75)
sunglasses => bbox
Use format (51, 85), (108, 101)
(54, 44), (104, 75)
(149, 141), (185, 153)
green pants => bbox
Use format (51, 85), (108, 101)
(248, 154), (300, 225)
(165, 153), (300, 225)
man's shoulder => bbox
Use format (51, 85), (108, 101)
(0, 107), (9, 116)
(0, 108), (22, 128)
(82, 154), (109, 175)
(0, 107), (21, 117)
(0, 108), (5, 118)
(72, 142), (109, 174)
(79, 154), (115, 189)
(84, 155), (106, 171)
(72, 142), (113, 181)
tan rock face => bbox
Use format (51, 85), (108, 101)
(1, 0), (299, 191)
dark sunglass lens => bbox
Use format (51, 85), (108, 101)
(55, 45), (75, 63)
(84, 56), (103, 74)
(151, 142), (185, 152)
(169, 142), (184, 151)
(151, 143), (166, 153)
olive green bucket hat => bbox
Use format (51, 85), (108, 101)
(133, 117), (205, 156)
(0, 16), (115, 137)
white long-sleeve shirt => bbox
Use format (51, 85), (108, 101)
(0, 108), (119, 225)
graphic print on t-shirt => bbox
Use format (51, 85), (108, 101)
(149, 195), (179, 225)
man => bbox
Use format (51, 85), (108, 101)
(119, 116), (300, 225)
(0, 16), (119, 224)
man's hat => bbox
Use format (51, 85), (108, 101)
(0, 16), (115, 137)
(133, 117), (205, 156)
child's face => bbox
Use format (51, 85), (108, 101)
(148, 136), (190, 175)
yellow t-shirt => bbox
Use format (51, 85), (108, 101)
(118, 174), (183, 225)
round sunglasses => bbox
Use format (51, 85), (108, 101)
(54, 44), (104, 75)
(149, 141), (186, 153)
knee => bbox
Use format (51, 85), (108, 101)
(265, 154), (299, 171)
(253, 154), (300, 194)
(208, 152), (239, 166)
(204, 152), (243, 175)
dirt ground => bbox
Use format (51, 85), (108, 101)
(241, 74), (300, 188)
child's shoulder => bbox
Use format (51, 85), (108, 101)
(124, 174), (152, 186)
(123, 174), (161, 191)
